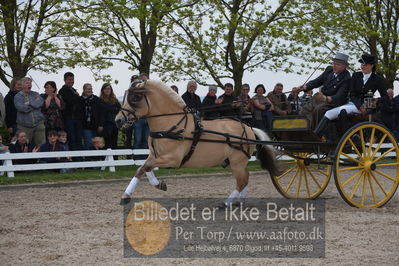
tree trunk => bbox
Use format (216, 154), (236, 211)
(232, 70), (243, 96)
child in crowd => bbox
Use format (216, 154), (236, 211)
(86, 137), (106, 170)
(57, 131), (69, 151)
(9, 130), (39, 165)
(0, 134), (9, 154)
(0, 134), (9, 175)
(91, 136), (105, 150)
(86, 137), (106, 162)
(39, 131), (72, 173)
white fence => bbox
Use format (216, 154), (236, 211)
(0, 144), (394, 178)
(0, 149), (149, 178)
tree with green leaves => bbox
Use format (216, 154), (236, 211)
(68, 0), (197, 81)
(156, 0), (298, 93)
(290, 0), (399, 87)
(0, 0), (81, 88)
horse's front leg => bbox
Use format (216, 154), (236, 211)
(120, 165), (146, 205)
(120, 155), (177, 205)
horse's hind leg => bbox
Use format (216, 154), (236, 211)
(224, 160), (249, 206)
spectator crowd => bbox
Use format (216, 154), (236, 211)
(1, 53), (399, 175)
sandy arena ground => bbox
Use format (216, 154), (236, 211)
(0, 171), (398, 265)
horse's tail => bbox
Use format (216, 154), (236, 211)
(252, 127), (280, 177)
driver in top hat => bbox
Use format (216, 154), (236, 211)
(297, 52), (351, 130)
(313, 53), (388, 137)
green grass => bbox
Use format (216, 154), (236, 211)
(0, 161), (264, 185)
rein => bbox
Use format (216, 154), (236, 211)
(118, 99), (249, 120)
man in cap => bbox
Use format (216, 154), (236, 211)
(298, 52), (351, 130)
(314, 53), (387, 137)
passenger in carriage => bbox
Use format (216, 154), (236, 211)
(298, 52), (351, 129)
(267, 83), (291, 116)
(314, 53), (388, 137)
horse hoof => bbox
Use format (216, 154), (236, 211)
(217, 202), (228, 209)
(155, 180), (167, 191)
(232, 201), (242, 208)
(120, 197), (131, 205)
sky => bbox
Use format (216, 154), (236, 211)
(5, 58), (395, 100)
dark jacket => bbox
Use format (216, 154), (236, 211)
(306, 66), (351, 106)
(85, 146), (106, 161)
(4, 90), (18, 128)
(81, 95), (104, 130)
(181, 91), (201, 110)
(217, 94), (239, 117)
(9, 141), (37, 164)
(288, 94), (300, 115)
(379, 96), (398, 130)
(349, 72), (387, 108)
(39, 141), (68, 163)
(201, 94), (219, 119)
(101, 100), (121, 123)
(59, 85), (83, 120)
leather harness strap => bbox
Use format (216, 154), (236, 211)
(180, 112), (203, 167)
(150, 113), (251, 168)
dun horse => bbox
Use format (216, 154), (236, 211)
(115, 80), (279, 206)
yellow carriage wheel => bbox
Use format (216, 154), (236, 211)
(334, 122), (399, 208)
(271, 152), (332, 199)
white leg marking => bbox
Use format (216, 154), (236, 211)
(224, 189), (240, 206)
(239, 186), (248, 202)
(124, 177), (140, 196)
(146, 171), (160, 186)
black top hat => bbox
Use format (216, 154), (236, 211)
(359, 54), (376, 64)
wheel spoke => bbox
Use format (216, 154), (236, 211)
(338, 166), (363, 172)
(285, 167), (299, 193)
(303, 169), (311, 198)
(305, 167), (322, 189)
(376, 162), (399, 167)
(370, 172), (388, 196)
(374, 169), (398, 182)
(308, 165), (330, 177)
(368, 128), (376, 158)
(361, 172), (367, 206)
(348, 138), (362, 158)
(281, 161), (295, 166)
(367, 173), (377, 204)
(276, 165), (297, 180)
(359, 128), (367, 155)
(349, 171), (364, 200)
(340, 152), (362, 164)
(296, 168), (302, 198)
(370, 134), (388, 159)
(342, 169), (363, 187)
(372, 147), (396, 164)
